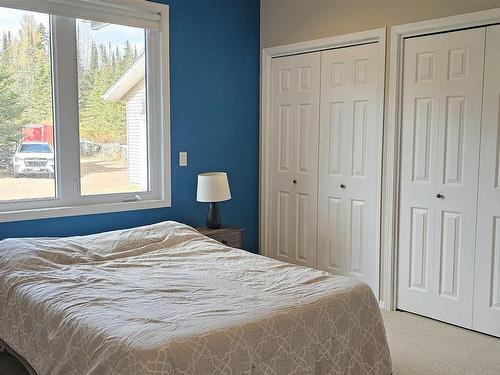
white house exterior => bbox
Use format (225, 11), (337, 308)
(103, 54), (147, 189)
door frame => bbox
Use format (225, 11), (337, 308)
(260, 28), (386, 299)
(385, 7), (500, 311)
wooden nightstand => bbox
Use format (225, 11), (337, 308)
(197, 227), (244, 248)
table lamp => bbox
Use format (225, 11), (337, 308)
(196, 172), (231, 229)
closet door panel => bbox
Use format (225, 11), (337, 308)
(317, 54), (350, 275)
(317, 43), (382, 296)
(398, 33), (441, 313)
(324, 196), (344, 273)
(398, 28), (485, 327)
(269, 52), (321, 268)
(432, 28), (484, 326)
(473, 25), (500, 337)
(317, 50), (351, 276)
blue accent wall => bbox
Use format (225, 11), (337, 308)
(0, 0), (260, 252)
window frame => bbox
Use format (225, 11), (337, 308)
(0, 0), (170, 223)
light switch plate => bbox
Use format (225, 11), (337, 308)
(179, 151), (188, 166)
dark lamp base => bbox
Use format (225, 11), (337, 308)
(206, 202), (221, 229)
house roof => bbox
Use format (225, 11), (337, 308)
(102, 54), (145, 101)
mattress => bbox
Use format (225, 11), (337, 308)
(0, 221), (392, 374)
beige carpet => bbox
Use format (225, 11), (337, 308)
(382, 310), (500, 375)
(1, 311), (499, 374)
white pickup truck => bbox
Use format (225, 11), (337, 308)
(13, 142), (55, 178)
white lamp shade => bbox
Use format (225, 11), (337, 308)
(196, 172), (231, 202)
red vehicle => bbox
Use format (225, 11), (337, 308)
(22, 124), (53, 145)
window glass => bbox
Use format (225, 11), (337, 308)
(19, 143), (52, 153)
(0, 1), (168, 218)
(0, 7), (56, 202)
(76, 19), (148, 196)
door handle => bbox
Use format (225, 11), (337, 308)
(436, 193), (444, 199)
(340, 184), (346, 189)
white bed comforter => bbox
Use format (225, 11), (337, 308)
(0, 221), (391, 374)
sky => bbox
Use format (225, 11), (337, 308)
(0, 7), (145, 51)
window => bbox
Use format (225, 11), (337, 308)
(19, 144), (53, 154)
(76, 20), (148, 196)
(0, 8), (55, 202)
(0, 1), (170, 222)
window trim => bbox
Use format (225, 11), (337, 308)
(0, 0), (162, 29)
(0, 0), (171, 223)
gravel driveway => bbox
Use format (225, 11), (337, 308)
(0, 160), (142, 201)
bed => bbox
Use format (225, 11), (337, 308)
(0, 221), (392, 374)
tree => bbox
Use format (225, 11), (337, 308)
(0, 66), (24, 172)
(79, 41), (127, 144)
(30, 23), (52, 124)
(5, 14), (53, 125)
(0, 13), (144, 154)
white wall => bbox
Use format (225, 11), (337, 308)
(124, 80), (147, 189)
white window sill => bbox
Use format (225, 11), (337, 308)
(0, 198), (171, 224)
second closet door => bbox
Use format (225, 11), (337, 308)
(317, 43), (382, 295)
(398, 28), (485, 327)
(473, 25), (500, 337)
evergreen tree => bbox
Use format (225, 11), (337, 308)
(0, 15), (145, 157)
(7, 14), (52, 125)
(79, 39), (127, 144)
(0, 66), (24, 171)
(121, 40), (134, 72)
(2, 33), (8, 51)
(31, 23), (52, 124)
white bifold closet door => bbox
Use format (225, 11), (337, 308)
(398, 28), (485, 328)
(316, 43), (382, 296)
(268, 43), (382, 295)
(268, 52), (321, 268)
(473, 25), (500, 337)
